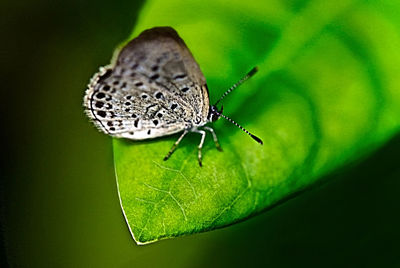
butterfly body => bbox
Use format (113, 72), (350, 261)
(84, 27), (261, 166)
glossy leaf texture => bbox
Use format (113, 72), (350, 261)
(113, 0), (400, 244)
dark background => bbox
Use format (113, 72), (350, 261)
(2, 0), (400, 267)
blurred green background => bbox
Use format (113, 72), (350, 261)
(2, 0), (400, 267)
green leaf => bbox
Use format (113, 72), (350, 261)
(113, 0), (400, 244)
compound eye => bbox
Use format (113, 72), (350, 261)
(211, 113), (218, 122)
(208, 105), (221, 122)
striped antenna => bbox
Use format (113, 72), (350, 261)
(214, 66), (258, 106)
(219, 113), (263, 145)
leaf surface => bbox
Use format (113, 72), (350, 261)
(113, 0), (400, 244)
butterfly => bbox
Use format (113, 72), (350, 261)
(84, 26), (262, 166)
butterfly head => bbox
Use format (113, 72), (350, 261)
(208, 105), (223, 122)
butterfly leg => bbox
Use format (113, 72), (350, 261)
(203, 126), (222, 151)
(193, 129), (206, 167)
(163, 130), (189, 161)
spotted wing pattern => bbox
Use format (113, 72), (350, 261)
(84, 27), (210, 140)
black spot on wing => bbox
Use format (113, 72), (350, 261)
(150, 74), (160, 80)
(97, 111), (106, 118)
(173, 74), (187, 80)
(95, 102), (104, 108)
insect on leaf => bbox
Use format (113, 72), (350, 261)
(111, 0), (400, 244)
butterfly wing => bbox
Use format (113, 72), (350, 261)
(84, 27), (210, 140)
